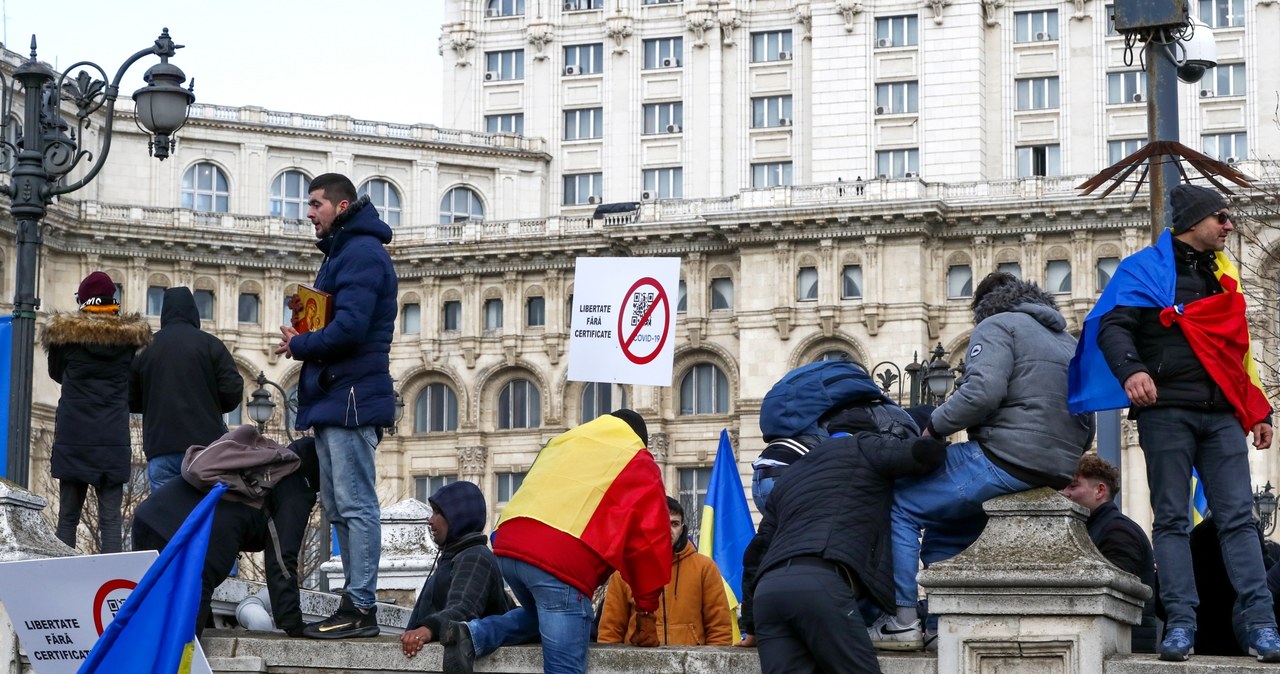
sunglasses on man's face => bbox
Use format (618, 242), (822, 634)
(1214, 212), (1232, 224)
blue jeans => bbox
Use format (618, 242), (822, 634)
(468, 556), (592, 674)
(147, 453), (185, 492)
(890, 441), (1033, 607)
(314, 425), (382, 610)
(1138, 407), (1274, 630)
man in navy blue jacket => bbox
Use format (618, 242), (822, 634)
(276, 172), (398, 639)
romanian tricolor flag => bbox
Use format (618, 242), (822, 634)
(80, 483), (226, 674)
(499, 414), (671, 598)
(1069, 229), (1269, 430)
(698, 429), (756, 642)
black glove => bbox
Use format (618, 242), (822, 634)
(910, 436), (949, 465)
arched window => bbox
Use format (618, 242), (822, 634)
(359, 178), (402, 226)
(415, 383), (459, 433)
(181, 162), (230, 213)
(498, 378), (541, 429)
(679, 363), (729, 415)
(270, 170), (311, 220)
(581, 382), (627, 423)
(440, 187), (484, 223)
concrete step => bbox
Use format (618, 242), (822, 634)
(208, 655), (266, 673)
(1107, 653), (1280, 673)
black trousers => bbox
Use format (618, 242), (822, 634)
(755, 558), (881, 674)
(57, 478), (124, 553)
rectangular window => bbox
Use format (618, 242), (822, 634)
(752, 95), (794, 128)
(563, 0), (603, 9)
(496, 471), (527, 502)
(710, 278), (734, 310)
(563, 172), (603, 205)
(443, 300), (462, 332)
(998, 261), (1023, 279)
(402, 302), (421, 334)
(842, 265), (863, 299)
(484, 49), (525, 81)
(564, 43), (604, 74)
(1014, 9), (1059, 42)
(875, 15), (919, 47)
(1199, 0), (1244, 27)
(677, 280), (687, 312)
(1015, 77), (1060, 111)
(876, 149), (920, 178)
(1105, 3), (1118, 35)
(797, 267), (818, 301)
(1046, 259), (1073, 294)
(1211, 63), (1246, 97)
(564, 107), (604, 140)
(526, 297), (545, 327)
(484, 298), (504, 330)
(642, 37), (684, 69)
(875, 81), (919, 114)
(237, 293), (260, 324)
(485, 113), (525, 134)
(1096, 257), (1120, 292)
(1108, 138), (1145, 164)
(193, 289), (214, 321)
(1202, 132), (1247, 162)
(642, 102), (684, 134)
(947, 265), (973, 298)
(751, 161), (793, 188)
(678, 467), (712, 540)
(486, 0), (524, 16)
(146, 286), (165, 317)
(1016, 145), (1061, 177)
(751, 30), (794, 62)
(414, 475), (458, 503)
(643, 167), (684, 199)
(1107, 71), (1147, 104)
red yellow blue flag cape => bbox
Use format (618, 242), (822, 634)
(1068, 229), (1269, 429)
(698, 429), (756, 642)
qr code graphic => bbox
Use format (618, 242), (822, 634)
(630, 291), (655, 327)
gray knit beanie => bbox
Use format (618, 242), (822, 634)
(1169, 184), (1228, 234)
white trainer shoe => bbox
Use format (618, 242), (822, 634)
(867, 614), (924, 651)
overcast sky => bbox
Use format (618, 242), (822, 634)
(1, 0), (447, 124)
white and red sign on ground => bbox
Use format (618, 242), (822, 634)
(568, 257), (680, 387)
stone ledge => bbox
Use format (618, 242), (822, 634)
(1106, 653), (1280, 673)
(199, 630), (940, 674)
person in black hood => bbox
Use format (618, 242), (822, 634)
(402, 481), (512, 660)
(130, 286), (242, 491)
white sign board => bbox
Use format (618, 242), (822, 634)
(568, 257), (680, 387)
(0, 552), (211, 674)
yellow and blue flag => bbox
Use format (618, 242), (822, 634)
(698, 429), (756, 641)
(79, 483), (226, 674)
(1192, 468), (1209, 525)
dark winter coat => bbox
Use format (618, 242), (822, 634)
(129, 287), (243, 460)
(289, 195), (398, 429)
(132, 437), (320, 637)
(42, 311), (151, 484)
(1085, 500), (1158, 652)
(930, 280), (1093, 489)
(1097, 237), (1244, 418)
(407, 482), (511, 636)
(740, 431), (948, 634)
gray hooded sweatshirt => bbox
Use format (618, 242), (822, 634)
(929, 281), (1093, 488)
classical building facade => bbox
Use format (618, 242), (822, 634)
(3, 0), (1280, 538)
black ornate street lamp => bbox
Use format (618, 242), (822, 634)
(873, 343), (963, 408)
(1255, 482), (1278, 537)
(0, 29), (193, 487)
(246, 372), (294, 442)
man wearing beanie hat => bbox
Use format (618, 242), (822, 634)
(1073, 183), (1280, 662)
(441, 410), (670, 674)
(41, 271), (151, 553)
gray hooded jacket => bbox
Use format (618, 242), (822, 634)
(929, 281), (1093, 488)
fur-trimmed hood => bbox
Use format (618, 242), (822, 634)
(973, 279), (1065, 332)
(41, 311), (152, 351)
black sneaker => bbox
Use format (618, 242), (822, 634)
(441, 620), (476, 674)
(302, 595), (379, 639)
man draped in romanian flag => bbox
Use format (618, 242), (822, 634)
(1069, 183), (1280, 663)
(441, 409), (671, 674)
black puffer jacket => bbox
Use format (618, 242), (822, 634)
(130, 287), (243, 460)
(740, 431), (947, 633)
(1097, 237), (1234, 415)
(42, 311), (151, 484)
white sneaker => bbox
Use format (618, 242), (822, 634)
(868, 614), (924, 651)
(924, 626), (938, 651)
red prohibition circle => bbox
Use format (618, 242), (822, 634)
(93, 578), (138, 635)
(617, 277), (671, 365)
